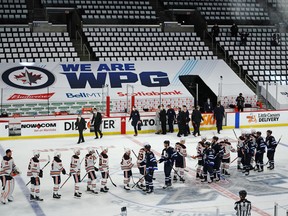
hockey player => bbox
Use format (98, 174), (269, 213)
(192, 136), (206, 180)
(50, 152), (66, 199)
(85, 148), (98, 194)
(136, 147), (146, 189)
(99, 148), (109, 193)
(201, 142), (215, 183)
(140, 143), (157, 194)
(237, 135), (245, 170)
(27, 151), (43, 201)
(211, 136), (224, 181)
(234, 190), (251, 216)
(173, 140), (187, 182)
(254, 132), (266, 172)
(121, 148), (134, 190)
(266, 130), (277, 170)
(0, 149), (18, 204)
(158, 140), (177, 189)
(220, 137), (236, 176)
(70, 148), (82, 198)
(242, 134), (256, 176)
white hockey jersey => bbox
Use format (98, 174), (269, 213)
(0, 156), (15, 176)
(27, 157), (40, 177)
(120, 153), (133, 171)
(70, 155), (81, 174)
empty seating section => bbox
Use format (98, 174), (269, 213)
(161, 0), (269, 24)
(0, 0), (28, 22)
(2, 101), (108, 116)
(275, 0), (288, 19)
(84, 27), (217, 61)
(213, 26), (288, 85)
(41, 0), (157, 22)
(0, 27), (79, 63)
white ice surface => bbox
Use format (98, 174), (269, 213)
(1, 127), (288, 216)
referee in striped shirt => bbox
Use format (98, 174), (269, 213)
(234, 190), (251, 216)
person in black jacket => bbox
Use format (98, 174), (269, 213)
(213, 102), (225, 134)
(191, 106), (204, 137)
(211, 23), (220, 42)
(236, 93), (245, 112)
(129, 106), (141, 136)
(75, 114), (86, 144)
(230, 23), (238, 38)
(203, 98), (213, 113)
(91, 108), (103, 139)
(166, 104), (176, 133)
(177, 107), (188, 137)
(159, 105), (167, 135)
(183, 105), (190, 135)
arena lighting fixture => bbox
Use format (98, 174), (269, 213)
(19, 62), (35, 66)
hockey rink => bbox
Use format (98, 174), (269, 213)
(1, 127), (288, 216)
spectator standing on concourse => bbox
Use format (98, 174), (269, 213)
(231, 23), (238, 38)
(211, 23), (220, 43)
(236, 93), (245, 112)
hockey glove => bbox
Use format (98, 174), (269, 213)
(39, 169), (43, 178)
(62, 169), (66, 175)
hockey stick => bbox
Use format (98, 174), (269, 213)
(26, 155), (51, 186)
(132, 172), (148, 188)
(170, 164), (185, 182)
(60, 157), (84, 189)
(232, 129), (238, 139)
(230, 156), (238, 164)
(95, 149), (117, 187)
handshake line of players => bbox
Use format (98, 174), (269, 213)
(0, 129), (278, 204)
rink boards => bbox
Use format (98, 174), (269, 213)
(0, 109), (288, 139)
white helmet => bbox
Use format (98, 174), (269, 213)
(223, 136), (229, 141)
(54, 152), (61, 158)
(74, 148), (80, 155)
(124, 148), (131, 153)
(88, 148), (95, 154)
(101, 147), (108, 152)
(201, 136), (207, 141)
(33, 151), (40, 158)
(180, 138), (186, 143)
(250, 129), (256, 134)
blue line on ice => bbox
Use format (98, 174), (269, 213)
(0, 144), (46, 216)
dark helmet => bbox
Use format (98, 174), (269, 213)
(267, 130), (272, 134)
(212, 136), (219, 141)
(144, 144), (151, 150)
(204, 141), (211, 147)
(256, 131), (261, 136)
(239, 190), (247, 198)
(164, 140), (170, 145)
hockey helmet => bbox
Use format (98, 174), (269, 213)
(124, 148), (131, 153)
(239, 190), (247, 198)
(204, 141), (211, 147)
(180, 138), (185, 144)
(201, 136), (207, 141)
(33, 150), (40, 158)
(212, 136), (219, 141)
(164, 140), (170, 145)
(88, 148), (95, 154)
(223, 136), (229, 141)
(54, 152), (61, 158)
(267, 130), (272, 135)
(74, 148), (81, 155)
(144, 143), (151, 151)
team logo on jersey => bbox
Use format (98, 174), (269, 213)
(2, 66), (55, 90)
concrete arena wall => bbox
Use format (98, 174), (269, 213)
(0, 110), (287, 140)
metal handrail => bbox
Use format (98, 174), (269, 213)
(83, 44), (90, 61)
(245, 74), (257, 92)
(75, 30), (82, 51)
